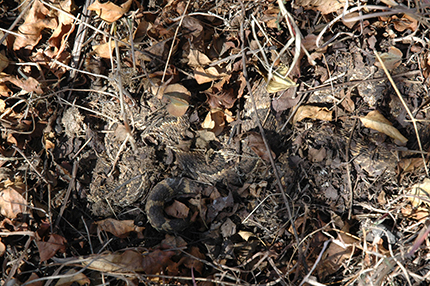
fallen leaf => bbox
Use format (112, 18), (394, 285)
(392, 14), (418, 32)
(88, 0), (132, 22)
(55, 269), (90, 286)
(162, 84), (190, 117)
(292, 105), (332, 124)
(95, 218), (145, 238)
(220, 218), (236, 237)
(399, 157), (426, 173)
(359, 110), (407, 145)
(0, 186), (27, 219)
(165, 200), (189, 219)
(0, 84), (12, 97)
(245, 131), (275, 163)
(308, 146), (327, 163)
(142, 249), (175, 274)
(23, 273), (43, 286)
(238, 230), (255, 241)
(37, 233), (67, 262)
(92, 40), (127, 59)
(374, 46), (403, 71)
(0, 73), (43, 94)
(294, 0), (346, 14)
(408, 178), (430, 208)
(256, 62), (297, 93)
(83, 250), (146, 273)
(0, 237), (5, 257)
(201, 109), (225, 136)
(13, 0), (58, 51)
(0, 52), (9, 73)
(181, 246), (205, 274)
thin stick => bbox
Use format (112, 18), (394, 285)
(374, 51), (429, 176)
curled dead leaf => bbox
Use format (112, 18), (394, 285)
(82, 250), (146, 273)
(88, 0), (132, 22)
(408, 178), (430, 208)
(92, 40), (127, 59)
(0, 186), (27, 219)
(374, 46), (403, 71)
(245, 131), (275, 163)
(256, 62), (297, 93)
(201, 109), (226, 136)
(359, 110), (407, 145)
(294, 0), (345, 14)
(292, 105), (332, 124)
(162, 84), (190, 117)
(36, 233), (67, 262)
(55, 269), (90, 286)
(13, 0), (58, 51)
(95, 218), (145, 238)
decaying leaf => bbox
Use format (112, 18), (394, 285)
(0, 52), (9, 73)
(181, 246), (205, 274)
(13, 0), (58, 51)
(23, 273), (43, 286)
(92, 40), (127, 58)
(408, 178), (430, 208)
(36, 233), (67, 262)
(95, 218), (145, 238)
(161, 84), (190, 117)
(294, 0), (346, 15)
(256, 63), (297, 93)
(374, 46), (403, 71)
(55, 269), (90, 286)
(392, 14), (418, 32)
(0, 186), (27, 219)
(188, 50), (224, 84)
(359, 110), (407, 145)
(82, 250), (146, 273)
(141, 249), (176, 274)
(201, 109), (226, 136)
(292, 105), (333, 124)
(399, 157), (426, 173)
(245, 131), (275, 163)
(88, 0), (132, 22)
(0, 237), (5, 257)
(0, 73), (43, 94)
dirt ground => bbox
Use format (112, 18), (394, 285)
(1, 0), (430, 285)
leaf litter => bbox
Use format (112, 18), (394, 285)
(0, 0), (430, 285)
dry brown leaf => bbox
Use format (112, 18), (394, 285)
(0, 84), (12, 97)
(95, 218), (145, 238)
(0, 73), (43, 94)
(201, 109), (225, 136)
(188, 49), (224, 84)
(245, 131), (275, 163)
(408, 178), (430, 208)
(142, 249), (175, 274)
(399, 157), (426, 173)
(162, 84), (190, 117)
(0, 237), (5, 257)
(0, 186), (27, 219)
(294, 0), (345, 14)
(83, 250), (146, 273)
(54, 269), (90, 286)
(92, 40), (127, 59)
(392, 14), (418, 32)
(88, 0), (132, 22)
(165, 200), (189, 219)
(37, 233), (67, 262)
(48, 0), (75, 55)
(292, 105), (333, 124)
(182, 246), (205, 274)
(359, 110), (407, 145)
(238, 230), (255, 241)
(13, 0), (58, 51)
(317, 229), (359, 276)
(0, 52), (9, 73)
(374, 46), (403, 71)
(24, 274), (43, 286)
(256, 63), (297, 93)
